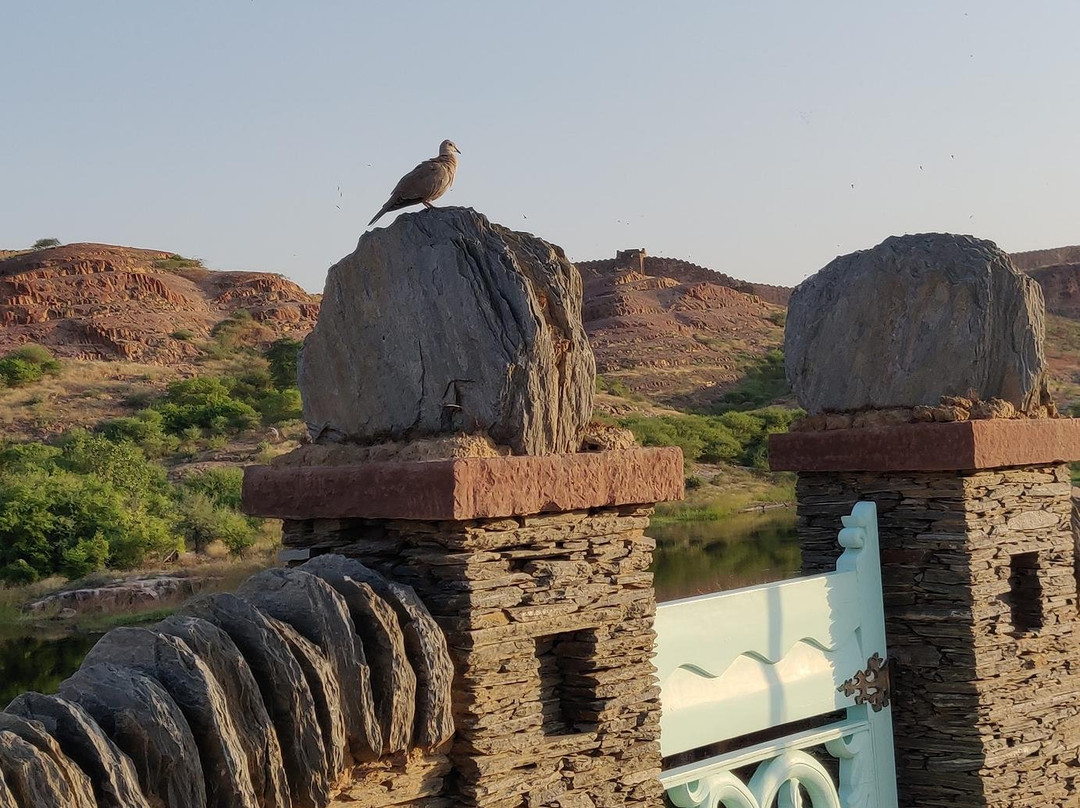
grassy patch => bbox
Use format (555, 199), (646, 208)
(713, 349), (790, 411)
(152, 254), (204, 271)
(653, 467), (796, 523)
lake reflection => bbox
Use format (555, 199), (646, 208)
(650, 508), (800, 602)
(0, 632), (101, 707)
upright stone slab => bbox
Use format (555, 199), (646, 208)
(244, 447), (683, 808)
(772, 419), (1080, 807)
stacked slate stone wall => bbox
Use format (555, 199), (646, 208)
(795, 464), (1080, 807)
(0, 560), (455, 808)
(280, 505), (663, 808)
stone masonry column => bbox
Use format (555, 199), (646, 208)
(772, 419), (1080, 808)
(244, 447), (684, 808)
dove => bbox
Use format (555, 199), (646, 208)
(368, 140), (461, 226)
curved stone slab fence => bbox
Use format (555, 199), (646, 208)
(0, 556), (454, 808)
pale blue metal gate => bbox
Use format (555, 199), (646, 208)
(654, 502), (897, 808)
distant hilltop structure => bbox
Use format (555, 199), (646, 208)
(575, 248), (791, 306)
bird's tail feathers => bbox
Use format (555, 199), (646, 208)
(368, 205), (390, 227)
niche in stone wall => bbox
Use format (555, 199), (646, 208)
(536, 628), (600, 737)
(1009, 551), (1044, 634)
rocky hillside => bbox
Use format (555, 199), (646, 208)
(578, 249), (787, 409)
(2, 239), (1078, 414)
(0, 244), (319, 363)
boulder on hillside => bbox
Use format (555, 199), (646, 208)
(298, 207), (595, 455)
(785, 233), (1050, 414)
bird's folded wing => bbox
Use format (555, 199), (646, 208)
(389, 159), (447, 203)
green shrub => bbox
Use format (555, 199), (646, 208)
(97, 410), (179, 457)
(0, 559), (38, 585)
(0, 430), (264, 580)
(596, 375), (632, 398)
(153, 377), (260, 434)
(30, 238), (61, 250)
(153, 254), (203, 271)
(171, 329), (196, 341)
(619, 406), (802, 470)
(0, 358), (42, 388)
(0, 346), (61, 388)
(182, 467), (245, 510)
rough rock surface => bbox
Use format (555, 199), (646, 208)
(178, 593), (329, 808)
(0, 714), (95, 808)
(298, 555), (417, 752)
(155, 615), (291, 808)
(785, 233), (1049, 414)
(237, 568), (381, 760)
(261, 616), (346, 778)
(301, 555), (454, 750)
(58, 664), (206, 808)
(298, 207), (595, 455)
(0, 730), (90, 808)
(80, 628), (259, 808)
(5, 693), (151, 808)
(24, 575), (206, 616)
(0, 774), (14, 808)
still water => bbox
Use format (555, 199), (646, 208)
(0, 509), (799, 699)
(651, 508), (800, 602)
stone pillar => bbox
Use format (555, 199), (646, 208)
(771, 419), (1080, 808)
(244, 448), (683, 808)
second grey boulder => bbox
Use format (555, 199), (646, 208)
(785, 233), (1049, 413)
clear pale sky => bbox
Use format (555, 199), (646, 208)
(3, 2), (1079, 292)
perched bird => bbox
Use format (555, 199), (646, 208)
(368, 140), (461, 226)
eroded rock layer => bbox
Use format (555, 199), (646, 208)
(0, 560), (453, 808)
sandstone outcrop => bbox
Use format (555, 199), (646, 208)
(786, 233), (1050, 414)
(578, 248), (787, 410)
(297, 207), (595, 455)
(0, 243), (318, 363)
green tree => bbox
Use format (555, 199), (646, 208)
(265, 337), (303, 390)
(30, 238), (61, 250)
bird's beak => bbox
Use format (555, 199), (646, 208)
(455, 146), (462, 154)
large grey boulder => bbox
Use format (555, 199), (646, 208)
(81, 628), (259, 808)
(5, 693), (150, 808)
(0, 714), (96, 808)
(155, 615), (290, 808)
(236, 568), (381, 760)
(785, 233), (1049, 414)
(178, 594), (329, 808)
(58, 664), (206, 808)
(299, 207), (596, 455)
